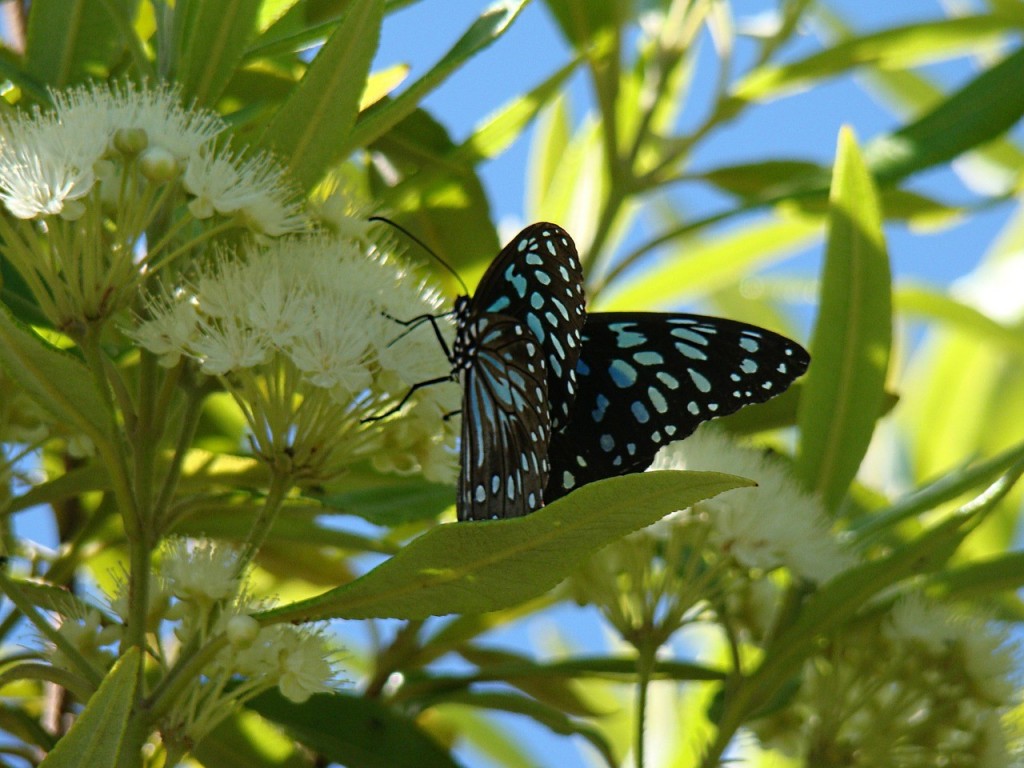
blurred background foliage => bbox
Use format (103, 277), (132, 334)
(1, 0), (1024, 766)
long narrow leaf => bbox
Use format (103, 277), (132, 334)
(38, 649), (140, 768)
(0, 306), (109, 442)
(796, 128), (891, 510)
(260, 0), (384, 189)
(732, 15), (1020, 101)
(865, 45), (1024, 182)
(174, 0), (262, 106)
(344, 0), (528, 153)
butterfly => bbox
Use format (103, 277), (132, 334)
(446, 222), (809, 521)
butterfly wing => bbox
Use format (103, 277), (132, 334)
(545, 312), (810, 501)
(468, 222), (586, 430)
(457, 315), (552, 520)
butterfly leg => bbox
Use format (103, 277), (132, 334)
(382, 310), (454, 359)
(361, 374), (454, 423)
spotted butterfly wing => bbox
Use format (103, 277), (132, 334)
(465, 222), (586, 430)
(545, 312), (810, 501)
(455, 313), (552, 520)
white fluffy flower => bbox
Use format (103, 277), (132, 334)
(160, 537), (241, 603)
(0, 109), (104, 219)
(651, 427), (854, 582)
(131, 234), (455, 481)
(183, 145), (305, 235)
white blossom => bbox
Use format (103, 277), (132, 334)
(651, 427), (853, 582)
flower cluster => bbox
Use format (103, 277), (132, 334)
(43, 537), (341, 748)
(130, 233), (458, 484)
(150, 538), (339, 745)
(751, 595), (1020, 766)
(0, 81), (302, 329)
(571, 427), (853, 644)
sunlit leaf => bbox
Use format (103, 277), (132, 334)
(596, 214), (821, 310)
(38, 649), (140, 768)
(796, 127), (891, 511)
(173, 0), (262, 106)
(248, 691), (461, 768)
(732, 15), (1021, 102)
(256, 471), (750, 622)
(345, 0), (528, 152)
(261, 0), (384, 189)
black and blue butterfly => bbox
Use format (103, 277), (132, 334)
(445, 222), (810, 521)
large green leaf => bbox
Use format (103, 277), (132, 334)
(260, 0), (384, 189)
(248, 691), (462, 768)
(864, 45), (1024, 183)
(796, 128), (891, 511)
(344, 0), (528, 153)
(173, 0), (263, 106)
(0, 306), (110, 443)
(256, 471), (749, 622)
(39, 648), (140, 768)
(25, 0), (134, 88)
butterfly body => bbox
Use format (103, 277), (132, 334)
(448, 222), (809, 521)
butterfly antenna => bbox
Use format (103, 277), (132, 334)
(369, 216), (470, 295)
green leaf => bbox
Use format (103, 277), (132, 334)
(256, 471), (750, 622)
(344, 0), (528, 153)
(247, 691), (461, 768)
(796, 127), (892, 511)
(453, 56), (581, 165)
(440, 691), (615, 766)
(39, 648), (140, 768)
(455, 647), (601, 717)
(853, 438), (1024, 539)
(542, 0), (622, 48)
(260, 0), (384, 189)
(193, 708), (309, 768)
(896, 284), (1024, 353)
(932, 552), (1024, 600)
(173, 0), (262, 106)
(731, 15), (1021, 102)
(25, 0), (133, 87)
(0, 306), (109, 443)
(315, 472), (454, 527)
(696, 160), (831, 200)
(864, 45), (1024, 183)
(368, 107), (500, 279)
(526, 94), (572, 220)
(596, 214), (821, 310)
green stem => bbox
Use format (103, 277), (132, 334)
(236, 469), (293, 577)
(152, 374), (205, 531)
(633, 636), (658, 768)
(144, 634), (229, 722)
